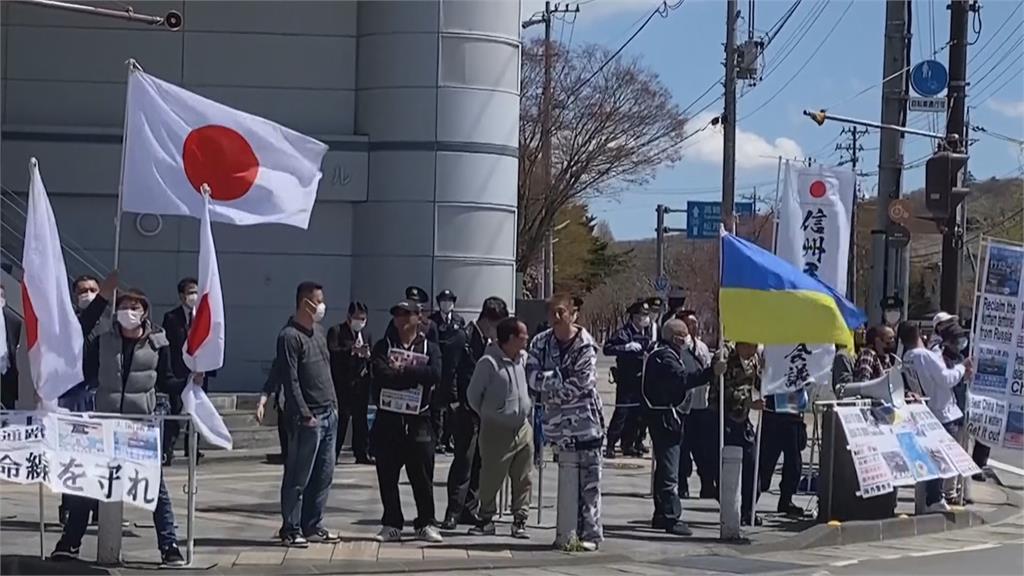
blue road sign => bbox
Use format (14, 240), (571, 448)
(686, 201), (755, 239)
(910, 60), (948, 97)
(653, 274), (670, 294)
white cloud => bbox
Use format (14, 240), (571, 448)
(989, 99), (1024, 119)
(681, 112), (804, 170)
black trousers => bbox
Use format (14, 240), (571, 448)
(649, 419), (684, 527)
(679, 408), (716, 495)
(606, 384), (641, 451)
(444, 406), (481, 523)
(372, 411), (436, 530)
(710, 418), (759, 515)
(336, 382), (370, 460)
(163, 380), (206, 458)
(972, 441), (990, 469)
(758, 411), (806, 506)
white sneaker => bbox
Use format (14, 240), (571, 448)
(579, 540), (599, 552)
(417, 525), (443, 543)
(925, 499), (952, 514)
(374, 526), (402, 542)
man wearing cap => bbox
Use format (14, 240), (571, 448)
(441, 296), (509, 530)
(430, 290), (466, 454)
(371, 299), (444, 542)
(603, 299), (656, 458)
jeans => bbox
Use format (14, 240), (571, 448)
(373, 411), (436, 530)
(758, 411), (807, 506)
(926, 418), (962, 506)
(280, 408), (337, 536)
(444, 406), (481, 523)
(59, 474), (177, 552)
(649, 421), (683, 528)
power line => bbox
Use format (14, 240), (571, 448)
(970, 37), (1024, 92)
(967, 1), (1022, 65)
(970, 20), (1024, 77)
(972, 66), (1024, 106)
(759, 0), (831, 81)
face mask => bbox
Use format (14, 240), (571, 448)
(883, 310), (901, 326)
(635, 315), (651, 328)
(684, 335), (694, 349)
(184, 293), (199, 309)
(956, 338), (968, 352)
(440, 301), (454, 314)
(313, 303), (327, 323)
(350, 319), (366, 332)
(117, 309), (143, 330)
(77, 292), (96, 310)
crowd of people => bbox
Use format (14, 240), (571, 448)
(0, 271), (989, 565)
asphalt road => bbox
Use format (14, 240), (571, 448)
(823, 541), (1024, 576)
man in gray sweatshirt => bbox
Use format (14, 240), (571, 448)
(467, 317), (533, 539)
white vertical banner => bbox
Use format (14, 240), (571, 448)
(762, 163), (856, 395)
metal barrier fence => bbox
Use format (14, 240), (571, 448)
(0, 410), (200, 567)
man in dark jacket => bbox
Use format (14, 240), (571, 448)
(441, 296), (508, 530)
(52, 284), (186, 566)
(162, 277), (214, 466)
(327, 301), (374, 464)
(384, 286), (439, 344)
(429, 289), (465, 453)
(371, 299), (443, 543)
(603, 299), (656, 458)
(642, 319), (717, 536)
(0, 285), (21, 409)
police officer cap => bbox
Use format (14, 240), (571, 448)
(627, 300), (650, 315)
(405, 286), (430, 304)
(436, 289), (457, 303)
(645, 296), (663, 310)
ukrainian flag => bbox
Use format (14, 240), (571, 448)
(719, 232), (866, 349)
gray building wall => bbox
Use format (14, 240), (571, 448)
(0, 0), (520, 391)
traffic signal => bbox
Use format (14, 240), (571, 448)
(924, 151), (969, 220)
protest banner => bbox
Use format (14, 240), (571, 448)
(763, 163), (856, 395)
(0, 412), (162, 511)
(379, 348), (430, 415)
(968, 238), (1024, 451)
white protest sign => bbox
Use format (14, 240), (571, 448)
(763, 163), (856, 395)
(969, 240), (1024, 451)
(380, 348), (429, 414)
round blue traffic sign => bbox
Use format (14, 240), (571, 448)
(910, 60), (948, 97)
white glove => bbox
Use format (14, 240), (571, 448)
(624, 341), (643, 353)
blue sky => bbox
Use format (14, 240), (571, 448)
(523, 0), (1024, 240)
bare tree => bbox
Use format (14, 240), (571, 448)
(519, 40), (689, 290)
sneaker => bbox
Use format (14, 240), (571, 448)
(417, 525), (443, 543)
(603, 448), (617, 460)
(666, 521), (693, 536)
(926, 499), (952, 514)
(579, 540), (599, 552)
(49, 541), (80, 561)
(161, 545), (186, 567)
(375, 526), (402, 543)
(468, 522), (496, 536)
(740, 514), (763, 527)
(777, 502), (806, 518)
(355, 456), (376, 465)
(305, 528), (342, 543)
(511, 520), (530, 539)
(282, 533), (309, 548)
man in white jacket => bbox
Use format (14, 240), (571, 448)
(900, 323), (973, 513)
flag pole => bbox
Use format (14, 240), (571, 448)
(717, 227), (726, 540)
(113, 59), (140, 270)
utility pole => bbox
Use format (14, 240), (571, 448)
(837, 127), (869, 299)
(940, 0), (972, 315)
(869, 0), (911, 325)
(722, 0), (739, 233)
(656, 205), (666, 282)
(523, 1), (578, 299)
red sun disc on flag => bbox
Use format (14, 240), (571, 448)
(183, 125), (259, 202)
(186, 292), (212, 356)
(809, 180), (827, 198)
(21, 284), (38, 350)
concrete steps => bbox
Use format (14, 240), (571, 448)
(169, 393), (280, 453)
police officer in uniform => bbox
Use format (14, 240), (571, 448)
(603, 300), (656, 458)
(708, 342), (764, 525)
(642, 319), (718, 535)
(430, 290), (466, 454)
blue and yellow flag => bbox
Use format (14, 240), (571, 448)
(719, 232), (866, 349)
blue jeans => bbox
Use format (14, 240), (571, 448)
(926, 418), (962, 506)
(57, 386), (98, 524)
(59, 473), (177, 552)
(280, 408), (337, 536)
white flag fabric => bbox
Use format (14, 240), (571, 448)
(181, 195), (232, 450)
(121, 67), (328, 229)
(21, 159), (84, 401)
(0, 305), (9, 377)
(762, 162), (856, 396)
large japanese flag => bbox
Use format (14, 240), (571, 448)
(181, 194), (232, 450)
(121, 66), (328, 229)
(21, 159), (84, 401)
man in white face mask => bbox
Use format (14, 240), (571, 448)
(603, 299), (655, 459)
(327, 301), (374, 464)
(162, 277), (212, 466)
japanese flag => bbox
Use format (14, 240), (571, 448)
(181, 194), (232, 450)
(21, 159), (84, 401)
(121, 65), (328, 229)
